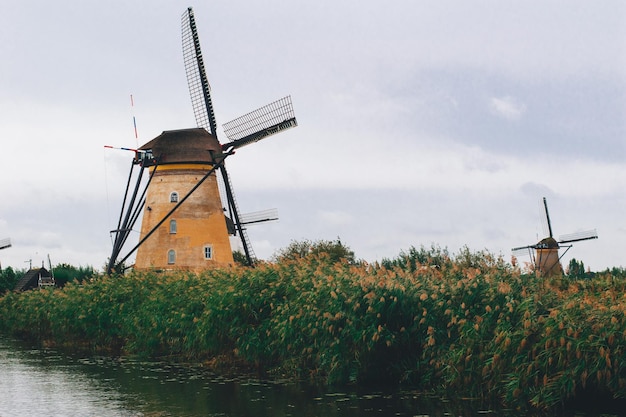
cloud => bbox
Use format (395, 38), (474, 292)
(1, 0), (625, 274)
(520, 182), (555, 198)
(489, 96), (527, 121)
(316, 210), (354, 227)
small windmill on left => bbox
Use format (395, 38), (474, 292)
(0, 238), (11, 270)
(106, 8), (297, 274)
(0, 238), (10, 251)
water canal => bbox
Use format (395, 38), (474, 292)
(0, 335), (620, 417)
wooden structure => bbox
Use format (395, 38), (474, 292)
(14, 267), (54, 292)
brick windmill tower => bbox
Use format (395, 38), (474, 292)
(106, 8), (297, 274)
(133, 128), (234, 270)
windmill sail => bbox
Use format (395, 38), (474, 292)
(240, 208), (279, 226)
(181, 7), (217, 136)
(219, 164), (255, 262)
(559, 229), (598, 244)
(222, 96), (297, 151)
(181, 7), (256, 266)
(511, 244), (534, 257)
(541, 197), (554, 238)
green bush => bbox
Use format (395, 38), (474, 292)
(0, 244), (625, 411)
(52, 263), (95, 286)
(271, 238), (356, 264)
(0, 267), (19, 294)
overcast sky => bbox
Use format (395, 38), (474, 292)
(1, 1), (625, 272)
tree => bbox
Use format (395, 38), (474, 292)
(52, 264), (95, 286)
(605, 266), (626, 278)
(0, 266), (18, 294)
(567, 258), (587, 279)
(232, 250), (249, 266)
(381, 245), (450, 272)
(272, 238), (356, 264)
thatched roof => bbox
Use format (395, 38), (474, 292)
(14, 267), (52, 292)
(138, 128), (222, 165)
(538, 236), (560, 249)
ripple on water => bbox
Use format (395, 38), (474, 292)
(0, 336), (604, 417)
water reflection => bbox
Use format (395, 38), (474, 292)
(0, 336), (617, 417)
(0, 336), (493, 417)
(0, 342), (133, 416)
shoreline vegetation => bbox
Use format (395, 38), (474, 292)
(0, 243), (625, 412)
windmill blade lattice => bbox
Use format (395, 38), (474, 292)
(240, 208), (279, 226)
(181, 7), (257, 266)
(559, 229), (598, 244)
(181, 7), (217, 136)
(222, 96), (297, 151)
(512, 245), (534, 258)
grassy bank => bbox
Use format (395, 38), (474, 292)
(0, 246), (624, 410)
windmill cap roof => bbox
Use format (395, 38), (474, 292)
(138, 128), (222, 164)
(538, 236), (559, 248)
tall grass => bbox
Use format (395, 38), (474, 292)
(0, 246), (624, 410)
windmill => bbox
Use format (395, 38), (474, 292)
(511, 197), (598, 277)
(0, 237), (11, 271)
(0, 238), (10, 251)
(106, 8), (297, 274)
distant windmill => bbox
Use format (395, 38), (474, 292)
(106, 8), (297, 274)
(0, 237), (10, 251)
(0, 238), (11, 271)
(512, 197), (598, 277)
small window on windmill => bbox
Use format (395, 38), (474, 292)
(168, 250), (176, 264)
(170, 192), (179, 203)
(169, 219), (177, 234)
(203, 245), (213, 260)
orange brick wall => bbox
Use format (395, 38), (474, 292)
(134, 164), (234, 271)
(535, 248), (563, 277)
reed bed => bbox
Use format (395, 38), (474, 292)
(0, 247), (624, 410)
